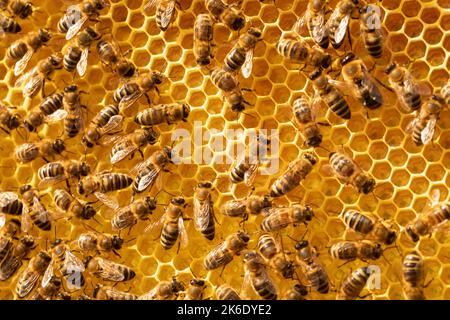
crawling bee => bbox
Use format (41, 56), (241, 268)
(220, 194), (272, 220)
(58, 84), (86, 138)
(283, 283), (309, 300)
(402, 251), (426, 300)
(134, 103), (190, 127)
(139, 277), (185, 300)
(0, 219), (21, 263)
(58, 0), (108, 40)
(203, 231), (249, 270)
(261, 205), (314, 232)
(230, 148), (261, 187)
(295, 240), (330, 294)
(53, 189), (96, 220)
(276, 38), (331, 71)
(0, 13), (21, 33)
(97, 40), (136, 78)
(184, 279), (207, 300)
(215, 284), (242, 300)
(19, 185), (52, 232)
(341, 210), (397, 245)
(292, 96), (324, 147)
(113, 71), (165, 111)
(23, 92), (64, 132)
(84, 256), (135, 282)
(442, 79), (450, 105)
(93, 284), (137, 300)
(77, 231), (123, 256)
(0, 104), (21, 134)
(326, 0), (359, 49)
(359, 4), (383, 59)
(194, 14), (214, 66)
(1, 0), (33, 19)
(82, 104), (123, 148)
(14, 54), (62, 99)
(329, 240), (382, 261)
(0, 191), (23, 216)
(269, 152), (317, 197)
(242, 250), (277, 300)
(111, 197), (156, 231)
(109, 127), (159, 164)
(29, 276), (62, 300)
(7, 28), (51, 76)
(293, 0), (329, 49)
(258, 233), (295, 279)
(193, 181), (215, 240)
(144, 0), (177, 31)
(205, 0), (245, 31)
(15, 138), (66, 163)
(337, 267), (372, 300)
(210, 67), (239, 93)
(407, 94), (446, 146)
(38, 160), (90, 187)
(15, 251), (51, 298)
(0, 235), (34, 281)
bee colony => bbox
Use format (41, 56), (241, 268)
(0, 0), (448, 300)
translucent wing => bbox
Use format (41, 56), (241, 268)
(159, 0), (175, 30)
(178, 217), (188, 248)
(63, 250), (85, 289)
(138, 287), (158, 300)
(241, 268), (254, 299)
(405, 118), (418, 134)
(118, 91), (143, 111)
(244, 162), (259, 187)
(23, 74), (43, 98)
(101, 115), (124, 134)
(220, 199), (246, 217)
(38, 175), (65, 189)
(137, 167), (161, 192)
(425, 189), (440, 212)
(45, 109), (68, 122)
(17, 271), (40, 297)
(292, 17), (305, 34)
(64, 250), (85, 273)
(334, 15), (350, 46)
(14, 68), (34, 87)
(144, 213), (164, 234)
(0, 250), (21, 281)
(205, 243), (231, 267)
(261, 210), (293, 229)
(0, 214), (5, 228)
(94, 192), (119, 210)
(97, 258), (125, 282)
(0, 192), (18, 207)
(66, 15), (88, 40)
(241, 50), (253, 79)
(131, 159), (151, 175)
(194, 196), (212, 231)
(14, 50), (33, 76)
(310, 15), (327, 43)
(77, 47), (89, 77)
(143, 0), (158, 14)
(110, 142), (137, 164)
(21, 207), (32, 233)
(41, 259), (55, 288)
(328, 79), (352, 92)
(421, 118), (436, 145)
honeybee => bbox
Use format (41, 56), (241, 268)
(1, 0), (33, 19)
(38, 160), (90, 187)
(144, 0), (177, 31)
(0, 13), (21, 33)
(15, 251), (51, 298)
(23, 92), (64, 132)
(326, 0), (359, 49)
(0, 219), (21, 263)
(59, 84), (86, 138)
(309, 69), (351, 119)
(43, 239), (86, 290)
(203, 231), (249, 271)
(242, 250), (277, 300)
(220, 194), (271, 220)
(184, 278), (207, 300)
(215, 284), (242, 300)
(407, 94), (446, 146)
(260, 205), (314, 232)
(292, 96), (324, 147)
(193, 181), (215, 240)
(226, 89), (251, 113)
(113, 71), (165, 111)
(77, 172), (133, 210)
(29, 276), (62, 300)
(93, 284), (137, 300)
(109, 127), (159, 164)
(293, 0), (329, 49)
(359, 5), (383, 59)
(0, 235), (34, 281)
(257, 233), (295, 279)
(97, 40), (136, 78)
(295, 240), (330, 294)
(194, 14), (214, 66)
(337, 267), (371, 300)
(111, 196), (156, 231)
(269, 152), (317, 197)
(224, 27), (262, 78)
(134, 103), (190, 127)
(405, 190), (450, 243)
(0, 192), (23, 216)
(139, 277), (185, 300)
(230, 151), (260, 187)
(58, 0), (108, 40)
(77, 231), (123, 256)
(283, 283), (308, 300)
(402, 251), (426, 300)
(442, 79), (450, 105)
(62, 27), (101, 77)
(19, 184), (52, 232)
(53, 189), (96, 220)
(328, 150), (376, 194)
(205, 0), (245, 31)
(84, 256), (135, 282)
(131, 147), (173, 194)
(82, 104), (123, 148)
(276, 38), (331, 71)
(14, 54), (63, 99)
(329, 240), (382, 262)
(15, 138), (66, 163)
(341, 210), (397, 245)
(0, 104), (21, 133)
(7, 28), (52, 76)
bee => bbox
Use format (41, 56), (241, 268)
(260, 205), (314, 232)
(29, 276), (62, 300)
(230, 151), (260, 187)
(82, 104), (123, 148)
(62, 26), (101, 77)
(134, 103), (190, 127)
(295, 240), (330, 294)
(97, 40), (136, 78)
(337, 267), (371, 300)
(242, 250), (277, 300)
(442, 79), (450, 105)
(220, 194), (272, 220)
(15, 138), (66, 163)
(257, 233), (295, 279)
(402, 251), (426, 300)
(0, 104), (21, 133)
(341, 210), (397, 245)
(326, 0), (359, 49)
(139, 277), (185, 300)
(0, 13), (21, 33)
(77, 172), (133, 210)
(43, 239), (86, 290)
(193, 181), (215, 241)
(15, 250), (51, 298)
(19, 185), (52, 232)
(225, 89), (251, 113)
(328, 150), (376, 194)
(77, 231), (124, 256)
(7, 28), (52, 76)
(185, 279), (207, 300)
(407, 94), (446, 146)
(283, 283), (308, 300)
(58, 84), (86, 138)
(293, 0), (329, 49)
(84, 256), (135, 282)
(210, 67), (240, 93)
(269, 152), (317, 197)
(23, 92), (65, 132)
(205, 0), (245, 31)
(58, 0), (108, 40)
(53, 189), (96, 220)
(1, 0), (33, 19)
(113, 71), (165, 111)
(0, 235), (34, 281)
(292, 96), (324, 147)
(111, 196), (156, 231)
(359, 5), (383, 59)
(194, 14), (214, 66)
(203, 231), (249, 271)
(109, 128), (159, 164)
(0, 219), (21, 263)
(93, 284), (137, 300)
(215, 284), (242, 300)
(224, 27), (262, 78)
(0, 192), (23, 216)
(14, 54), (63, 99)
(38, 160), (90, 187)
(338, 53), (383, 109)
(405, 190), (450, 243)
(276, 38), (331, 71)
(329, 240), (382, 261)
(131, 147), (173, 194)
(309, 69), (351, 120)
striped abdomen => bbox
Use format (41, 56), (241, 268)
(412, 119), (426, 146)
(132, 166), (152, 194)
(224, 47), (246, 73)
(363, 31), (382, 59)
(216, 285), (241, 300)
(0, 199), (23, 216)
(114, 82), (139, 104)
(277, 39), (308, 63)
(15, 144), (39, 163)
(7, 41), (27, 60)
(330, 152), (355, 178)
(38, 162), (64, 180)
(323, 85), (351, 119)
(305, 264), (329, 294)
(340, 267), (370, 299)
(428, 204), (450, 229)
(342, 210), (374, 234)
(403, 251), (423, 286)
(64, 114), (82, 137)
(252, 276), (277, 300)
(230, 158), (250, 183)
(93, 104), (120, 127)
(63, 46), (82, 72)
(161, 218), (179, 249)
(330, 242), (357, 260)
(111, 210), (137, 231)
(53, 190), (72, 211)
(99, 174), (132, 193)
(40, 93), (64, 115)
(57, 14), (77, 33)
(30, 210), (51, 231)
(258, 234), (277, 260)
(204, 245), (232, 270)
(0, 15), (21, 33)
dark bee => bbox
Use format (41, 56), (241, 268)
(23, 92), (64, 132)
(0, 13), (21, 33)
(97, 40), (136, 78)
(82, 104), (123, 148)
(134, 103), (190, 126)
(84, 256), (135, 282)
(15, 138), (66, 163)
(337, 267), (372, 300)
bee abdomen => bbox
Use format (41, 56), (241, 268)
(253, 278), (277, 300)
(31, 213), (51, 231)
(216, 285), (241, 300)
(63, 47), (82, 72)
(306, 266), (329, 294)
(328, 92), (351, 119)
(230, 163), (247, 183)
(64, 115), (82, 137)
(40, 93), (64, 115)
(330, 242), (357, 260)
(38, 162), (64, 180)
(7, 41), (27, 60)
(403, 252), (422, 286)
(343, 210), (374, 234)
(341, 267), (370, 299)
(201, 216), (215, 240)
(111, 211), (137, 230)
(100, 173), (133, 192)
(224, 47), (246, 73)
(114, 83), (138, 103)
(94, 104), (120, 127)
(161, 223), (178, 249)
(412, 122), (424, 146)
(0, 199), (23, 215)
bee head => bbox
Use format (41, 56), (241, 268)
(94, 0), (107, 10)
(385, 63), (397, 75)
(82, 205), (96, 220)
(295, 240), (309, 251)
(38, 251), (51, 263)
(373, 243), (382, 259)
(321, 54), (332, 69)
(39, 28), (52, 43)
(83, 255), (93, 267)
(111, 235), (124, 250)
(49, 55), (62, 67)
(243, 250), (258, 262)
(8, 113), (21, 130)
(64, 85), (78, 93)
(237, 231), (250, 243)
(282, 262), (295, 279)
(309, 69), (321, 81)
(197, 57), (211, 66)
(303, 152), (317, 165)
(151, 71), (165, 85)
(359, 4), (369, 14)
(79, 162), (90, 176)
(294, 283), (308, 296)
(198, 181), (212, 188)
(77, 181), (85, 195)
(163, 146), (173, 160)
(190, 279), (205, 287)
(405, 226), (419, 242)
(359, 175), (376, 194)
(82, 136), (94, 148)
(341, 53), (356, 66)
(21, 235), (35, 248)
(261, 195), (272, 209)
(352, 0), (359, 4)
(171, 196), (185, 206)
(307, 134), (322, 148)
(231, 102), (245, 113)
(304, 205), (314, 221)
(431, 94), (445, 105)
(85, 27), (101, 40)
(182, 104), (190, 119)
(248, 27), (262, 38)
(231, 15), (245, 31)
(144, 197), (157, 211)
(19, 184), (32, 195)
(171, 277), (185, 293)
(53, 139), (66, 154)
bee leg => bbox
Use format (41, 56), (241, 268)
(144, 93), (152, 105)
(176, 241), (181, 254)
(337, 259), (354, 268)
(112, 249), (121, 258)
(42, 157), (50, 163)
(0, 127), (10, 135)
(219, 265), (227, 278)
(347, 25), (352, 51)
(138, 149), (144, 159)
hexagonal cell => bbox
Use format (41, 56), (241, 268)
(423, 27), (444, 45)
(391, 169), (410, 187)
(404, 20), (424, 38)
(406, 40), (427, 59)
(385, 12), (405, 31)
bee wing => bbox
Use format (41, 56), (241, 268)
(0, 214), (5, 228)
(0, 249), (20, 281)
(94, 192), (119, 210)
(14, 68), (34, 87)
(131, 159), (151, 175)
(241, 267), (254, 299)
(45, 109), (68, 122)
(405, 118), (418, 134)
(138, 287), (158, 300)
(261, 209), (293, 229)
(14, 50), (33, 76)
(23, 74), (43, 98)
(66, 15), (88, 40)
(328, 79), (352, 92)
(77, 47), (89, 77)
(38, 175), (66, 189)
(421, 117), (436, 145)
(101, 115), (124, 134)
(334, 14), (350, 46)
(194, 196), (212, 231)
(18, 270), (40, 297)
(261, 207), (275, 217)
(244, 162), (259, 187)
(310, 15), (327, 44)
(144, 213), (165, 234)
(64, 250), (85, 273)
(118, 91), (144, 111)
(292, 17), (305, 34)
(110, 142), (137, 164)
(178, 217), (188, 248)
(42, 258), (55, 288)
(97, 258), (125, 282)
(21, 206), (32, 233)
(205, 243), (231, 267)
(159, 0), (176, 30)
(0, 191), (19, 207)
(137, 167), (161, 192)
(241, 49), (254, 79)
(143, 0), (158, 14)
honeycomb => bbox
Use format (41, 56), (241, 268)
(0, 0), (448, 300)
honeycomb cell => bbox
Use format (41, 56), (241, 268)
(404, 20), (424, 38)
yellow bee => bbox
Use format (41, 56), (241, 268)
(293, 0), (329, 49)
(402, 251), (427, 300)
(205, 0), (245, 31)
(184, 278), (207, 300)
(15, 251), (51, 298)
(144, 0), (177, 31)
(0, 103), (21, 133)
(134, 103), (190, 126)
(82, 104), (123, 148)
(220, 194), (272, 220)
(292, 96), (325, 147)
(242, 250), (277, 300)
(139, 277), (185, 300)
(111, 196), (157, 231)
(97, 40), (136, 78)
(326, 0), (359, 49)
(261, 205), (314, 232)
(194, 14), (214, 66)
(359, 4), (383, 59)
(109, 127), (159, 164)
(23, 92), (64, 132)
(38, 160), (90, 187)
(257, 233), (295, 279)
(93, 284), (138, 300)
(19, 185), (52, 232)
(2, 0), (33, 19)
(77, 231), (123, 256)
(15, 138), (66, 164)
(337, 267), (372, 300)
(84, 256), (135, 282)
(53, 189), (97, 220)
(193, 181), (215, 240)
(0, 235), (35, 281)
(0, 219), (21, 263)
(203, 231), (249, 270)
(329, 240), (382, 261)
(29, 276), (62, 300)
